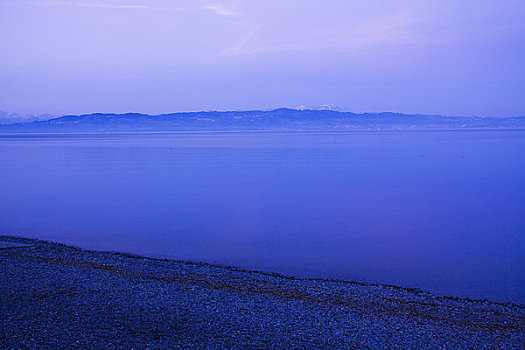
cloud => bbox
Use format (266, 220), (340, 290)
(235, 9), (425, 57)
(39, 1), (153, 10)
(202, 4), (239, 17)
(217, 25), (257, 56)
(353, 9), (423, 45)
(211, 7), (426, 58)
(0, 0), (195, 13)
(2, 0), (245, 17)
(32, 0), (246, 17)
(43, 1), (199, 12)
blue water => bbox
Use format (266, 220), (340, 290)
(1, 131), (524, 303)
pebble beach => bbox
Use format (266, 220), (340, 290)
(1, 236), (524, 349)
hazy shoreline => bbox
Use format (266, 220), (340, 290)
(3, 127), (525, 135)
(1, 235), (524, 349)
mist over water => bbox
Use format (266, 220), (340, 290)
(1, 131), (524, 303)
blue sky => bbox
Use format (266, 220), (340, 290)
(1, 0), (524, 116)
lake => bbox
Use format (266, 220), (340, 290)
(1, 131), (524, 304)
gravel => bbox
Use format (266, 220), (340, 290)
(1, 236), (524, 349)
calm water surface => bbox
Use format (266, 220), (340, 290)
(1, 131), (524, 303)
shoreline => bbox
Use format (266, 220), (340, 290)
(2, 127), (525, 135)
(3, 235), (522, 309)
(2, 235), (524, 348)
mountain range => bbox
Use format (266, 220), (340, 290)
(0, 111), (56, 125)
(1, 109), (524, 132)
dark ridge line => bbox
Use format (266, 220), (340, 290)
(1, 234), (523, 309)
(3, 108), (525, 127)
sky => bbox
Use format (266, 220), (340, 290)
(1, 0), (524, 117)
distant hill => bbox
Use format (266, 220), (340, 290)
(1, 109), (524, 132)
(0, 111), (56, 125)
